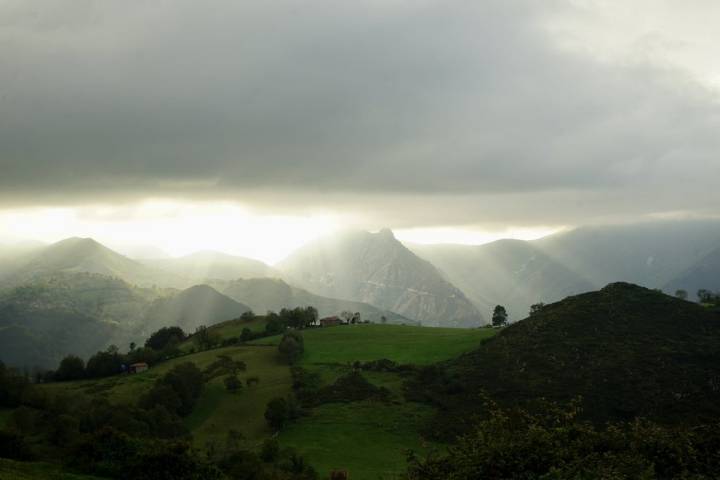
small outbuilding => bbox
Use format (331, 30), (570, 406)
(320, 316), (344, 327)
(129, 362), (149, 374)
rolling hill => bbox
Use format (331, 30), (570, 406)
(213, 277), (412, 324)
(0, 274), (250, 368)
(1, 237), (184, 288)
(141, 284), (251, 334)
(414, 283), (720, 439)
(279, 229), (485, 327)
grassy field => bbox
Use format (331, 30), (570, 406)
(0, 458), (105, 480)
(280, 401), (438, 480)
(40, 345), (292, 448)
(266, 324), (496, 480)
(253, 323), (497, 365)
(37, 323), (495, 479)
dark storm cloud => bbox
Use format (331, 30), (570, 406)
(1, 0), (719, 225)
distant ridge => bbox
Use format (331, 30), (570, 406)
(214, 277), (413, 325)
(145, 250), (278, 281)
(279, 229), (485, 327)
(2, 237), (185, 288)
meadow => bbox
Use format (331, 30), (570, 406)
(33, 323), (497, 479)
(252, 323), (497, 365)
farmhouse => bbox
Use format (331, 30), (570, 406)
(129, 362), (149, 374)
(320, 316), (344, 327)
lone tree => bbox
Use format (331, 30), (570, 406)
(492, 305), (508, 327)
(529, 303), (545, 317)
(675, 289), (688, 300)
(264, 397), (288, 430)
(55, 355), (86, 381)
(278, 330), (304, 364)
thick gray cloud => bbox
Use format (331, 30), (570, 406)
(1, 0), (719, 226)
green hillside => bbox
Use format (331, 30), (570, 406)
(252, 323), (496, 365)
(0, 275), (248, 368)
(251, 324), (497, 478)
(411, 283), (720, 440)
(35, 323), (495, 480)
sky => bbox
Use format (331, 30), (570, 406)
(1, 0), (719, 262)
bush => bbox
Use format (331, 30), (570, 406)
(406, 400), (720, 480)
(223, 375), (242, 393)
(139, 362), (204, 417)
(278, 331), (304, 364)
(264, 397), (288, 430)
(260, 437), (279, 462)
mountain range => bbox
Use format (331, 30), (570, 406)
(211, 277), (413, 325)
(278, 229), (485, 327)
(2, 217), (720, 369)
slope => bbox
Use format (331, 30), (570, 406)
(409, 239), (596, 320)
(416, 283), (720, 439)
(145, 251), (279, 282)
(141, 284), (251, 334)
(664, 245), (720, 299)
(213, 277), (412, 324)
(534, 220), (720, 288)
(3, 237), (184, 288)
(278, 229), (484, 327)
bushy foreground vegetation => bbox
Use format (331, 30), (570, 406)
(407, 399), (720, 480)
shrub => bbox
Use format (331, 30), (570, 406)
(223, 375), (242, 393)
(278, 331), (304, 364)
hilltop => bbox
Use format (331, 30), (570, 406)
(141, 284), (250, 335)
(413, 283), (720, 438)
(1, 237), (184, 288)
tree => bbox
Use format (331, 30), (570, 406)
(264, 397), (288, 430)
(55, 355), (85, 381)
(223, 375), (242, 393)
(492, 305), (508, 327)
(194, 325), (220, 351)
(129, 342), (136, 352)
(529, 303), (545, 317)
(675, 289), (688, 300)
(86, 347), (124, 378)
(698, 289), (712, 303)
(278, 331), (304, 364)
(240, 310), (256, 321)
(240, 327), (254, 342)
(145, 326), (186, 351)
